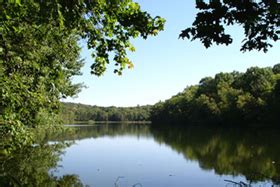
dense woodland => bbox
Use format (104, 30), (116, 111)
(151, 64), (280, 125)
(60, 102), (151, 123)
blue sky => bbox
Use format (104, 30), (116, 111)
(63, 0), (280, 107)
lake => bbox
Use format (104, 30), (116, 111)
(1, 124), (280, 186)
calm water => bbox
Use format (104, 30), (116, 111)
(1, 124), (280, 186)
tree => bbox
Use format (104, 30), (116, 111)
(180, 0), (280, 52)
(239, 67), (275, 98)
(272, 63), (280, 74)
(0, 1), (165, 151)
(151, 64), (280, 125)
(0, 1), (164, 126)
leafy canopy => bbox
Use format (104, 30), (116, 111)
(180, 0), (280, 52)
(1, 0), (165, 76)
(0, 0), (165, 151)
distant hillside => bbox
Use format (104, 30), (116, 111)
(60, 102), (151, 123)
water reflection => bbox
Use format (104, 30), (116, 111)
(0, 124), (151, 187)
(150, 125), (280, 185)
(0, 143), (83, 187)
(1, 124), (280, 186)
(49, 124), (151, 142)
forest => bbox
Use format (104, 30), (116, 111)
(151, 64), (280, 126)
(60, 102), (151, 123)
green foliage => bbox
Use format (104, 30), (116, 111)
(180, 0), (280, 52)
(0, 117), (33, 155)
(60, 102), (151, 123)
(273, 64), (280, 74)
(151, 63), (280, 125)
(0, 0), (164, 149)
(240, 67), (275, 97)
(0, 0), (164, 125)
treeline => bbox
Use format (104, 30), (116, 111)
(151, 64), (280, 125)
(60, 102), (151, 123)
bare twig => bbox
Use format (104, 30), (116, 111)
(224, 179), (250, 187)
(132, 183), (142, 187)
(114, 176), (125, 187)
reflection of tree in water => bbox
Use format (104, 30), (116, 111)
(3, 124), (279, 186)
(0, 124), (150, 187)
(49, 124), (152, 142)
(150, 125), (280, 184)
(0, 143), (83, 187)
